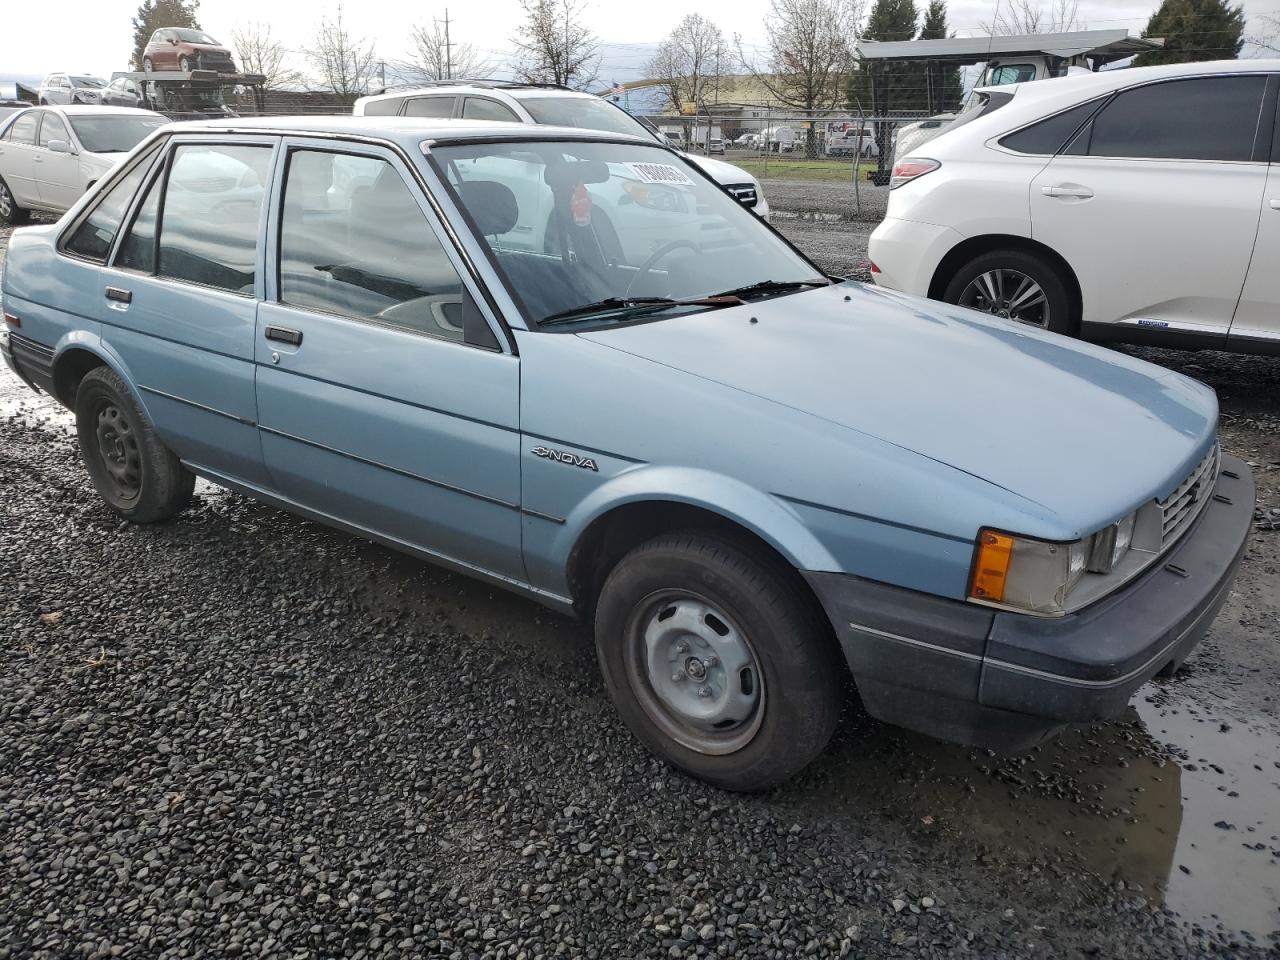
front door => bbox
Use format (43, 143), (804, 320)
(254, 141), (524, 581)
(1030, 73), (1271, 343)
(1229, 154), (1280, 351)
(98, 136), (277, 485)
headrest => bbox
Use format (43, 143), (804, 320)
(458, 179), (518, 236)
(544, 159), (610, 193)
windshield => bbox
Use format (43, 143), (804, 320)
(175, 29), (218, 43)
(432, 139), (823, 328)
(69, 115), (166, 153)
(71, 76), (105, 88)
(520, 97), (657, 141)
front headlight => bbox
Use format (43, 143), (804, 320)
(969, 513), (1138, 617)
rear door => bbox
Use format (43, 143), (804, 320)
(254, 139), (523, 579)
(96, 135), (278, 485)
(0, 111), (41, 206)
(1029, 73), (1270, 343)
(1228, 78), (1280, 351)
(33, 111), (80, 211)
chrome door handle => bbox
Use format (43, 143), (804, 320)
(1041, 184), (1094, 199)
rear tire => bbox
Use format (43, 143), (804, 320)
(74, 366), (194, 523)
(0, 178), (30, 226)
(594, 533), (843, 791)
(942, 248), (1075, 335)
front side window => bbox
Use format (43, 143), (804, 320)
(520, 97), (654, 140)
(64, 151), (157, 261)
(462, 98), (519, 123)
(157, 143), (273, 294)
(7, 112), (38, 144)
(404, 96), (455, 118)
(278, 150), (468, 341)
(433, 139), (824, 328)
(38, 113), (69, 147)
(1084, 75), (1267, 162)
(68, 115), (166, 154)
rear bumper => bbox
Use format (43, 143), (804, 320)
(804, 456), (1254, 750)
(866, 216), (963, 297)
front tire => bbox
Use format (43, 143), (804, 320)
(595, 533), (843, 791)
(942, 248), (1074, 335)
(0, 177), (29, 226)
(74, 367), (194, 523)
(179, 56), (192, 72)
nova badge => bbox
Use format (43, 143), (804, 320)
(532, 445), (599, 472)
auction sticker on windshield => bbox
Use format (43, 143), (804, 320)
(627, 162), (695, 186)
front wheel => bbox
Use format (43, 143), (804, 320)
(595, 533), (843, 791)
(142, 57), (154, 72)
(74, 367), (194, 523)
(942, 248), (1074, 335)
(179, 56), (192, 71)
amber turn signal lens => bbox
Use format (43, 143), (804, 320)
(970, 530), (1013, 603)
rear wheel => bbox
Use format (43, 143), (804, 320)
(0, 178), (29, 226)
(942, 248), (1074, 335)
(74, 366), (194, 523)
(594, 533), (843, 791)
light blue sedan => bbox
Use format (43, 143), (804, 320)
(1, 117), (1254, 789)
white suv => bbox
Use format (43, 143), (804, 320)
(869, 60), (1280, 356)
(354, 82), (769, 217)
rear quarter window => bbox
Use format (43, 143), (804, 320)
(999, 98), (1108, 155)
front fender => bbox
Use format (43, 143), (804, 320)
(522, 464), (841, 601)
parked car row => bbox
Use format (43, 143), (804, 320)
(1, 104), (1255, 790)
(870, 59), (1280, 356)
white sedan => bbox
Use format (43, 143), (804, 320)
(0, 106), (167, 224)
(869, 59), (1280, 355)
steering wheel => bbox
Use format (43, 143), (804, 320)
(624, 240), (702, 297)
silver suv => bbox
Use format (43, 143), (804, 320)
(354, 81), (769, 217)
(38, 74), (106, 106)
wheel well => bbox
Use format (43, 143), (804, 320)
(52, 349), (107, 409)
(928, 234), (1082, 328)
(566, 501), (825, 622)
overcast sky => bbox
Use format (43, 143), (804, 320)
(3, 0), (1279, 82)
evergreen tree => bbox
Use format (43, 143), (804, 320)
(848, 0), (918, 170)
(1135, 0), (1244, 66)
(131, 0), (202, 70)
(919, 0), (963, 113)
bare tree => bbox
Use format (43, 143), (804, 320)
(511, 0), (599, 89)
(306, 6), (378, 100)
(982, 0), (1080, 36)
(1248, 13), (1280, 55)
(737, 0), (864, 157)
(648, 15), (730, 113)
(231, 22), (304, 90)
(403, 17), (493, 81)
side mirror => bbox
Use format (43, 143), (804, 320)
(169, 38), (179, 45)
(46, 139), (73, 154)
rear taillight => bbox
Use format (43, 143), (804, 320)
(890, 158), (940, 189)
(3, 313), (19, 328)
(869, 261), (881, 275)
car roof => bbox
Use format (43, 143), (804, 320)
(359, 84), (594, 104)
(164, 114), (652, 148)
(36, 105), (163, 117)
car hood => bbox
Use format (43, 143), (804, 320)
(683, 153), (755, 186)
(577, 282), (1217, 537)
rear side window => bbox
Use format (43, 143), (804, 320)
(362, 96), (404, 117)
(1083, 75), (1267, 162)
(1000, 98), (1106, 155)
(277, 150), (467, 341)
(404, 96), (455, 118)
(63, 152), (156, 262)
(462, 97), (519, 122)
(116, 168), (162, 273)
(7, 112), (38, 144)
(157, 143), (273, 294)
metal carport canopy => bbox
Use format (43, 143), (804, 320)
(856, 29), (1163, 65)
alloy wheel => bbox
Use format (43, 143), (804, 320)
(625, 591), (765, 755)
(0, 183), (11, 220)
(957, 268), (1050, 328)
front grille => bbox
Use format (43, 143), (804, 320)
(1159, 444), (1220, 549)
(725, 183), (758, 207)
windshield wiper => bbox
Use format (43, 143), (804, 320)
(707, 278), (832, 300)
(540, 294), (742, 327)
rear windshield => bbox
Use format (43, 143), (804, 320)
(69, 115), (166, 153)
(521, 96), (655, 140)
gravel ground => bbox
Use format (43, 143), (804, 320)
(763, 180), (890, 224)
(2, 216), (1279, 959)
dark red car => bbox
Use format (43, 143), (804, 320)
(142, 28), (237, 73)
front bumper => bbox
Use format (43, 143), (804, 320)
(804, 455), (1254, 751)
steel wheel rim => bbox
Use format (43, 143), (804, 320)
(624, 590), (765, 756)
(94, 402), (142, 502)
(958, 268), (1050, 328)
